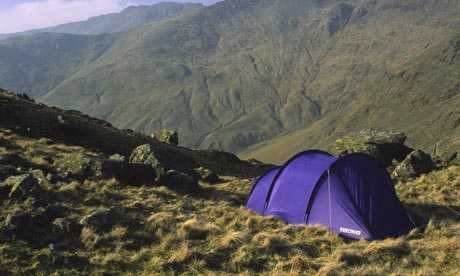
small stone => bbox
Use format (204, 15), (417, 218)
(0, 137), (11, 148)
(109, 154), (126, 162)
(80, 209), (138, 232)
(46, 172), (70, 184)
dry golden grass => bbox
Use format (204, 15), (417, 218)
(1, 130), (460, 275)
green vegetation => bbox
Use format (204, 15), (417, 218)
(1, 129), (460, 275)
(1, 0), (460, 162)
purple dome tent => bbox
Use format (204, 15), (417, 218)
(246, 150), (416, 240)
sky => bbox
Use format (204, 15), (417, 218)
(0, 0), (221, 34)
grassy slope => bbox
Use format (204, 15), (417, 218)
(1, 0), (460, 156)
(243, 29), (460, 164)
(1, 129), (459, 275)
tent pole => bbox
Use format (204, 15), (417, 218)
(328, 169), (333, 253)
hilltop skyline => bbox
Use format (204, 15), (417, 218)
(0, 0), (221, 34)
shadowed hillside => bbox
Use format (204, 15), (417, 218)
(0, 0), (459, 159)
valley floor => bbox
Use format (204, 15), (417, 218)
(0, 129), (459, 275)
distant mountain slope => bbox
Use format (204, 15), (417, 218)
(243, 31), (460, 164)
(0, 2), (202, 40)
(0, 0), (459, 157)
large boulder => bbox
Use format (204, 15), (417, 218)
(151, 129), (178, 146)
(129, 144), (168, 178)
(57, 152), (102, 180)
(100, 160), (156, 186)
(332, 129), (413, 166)
(1, 174), (46, 201)
(433, 143), (457, 165)
(0, 154), (32, 170)
(80, 209), (138, 232)
(392, 150), (435, 179)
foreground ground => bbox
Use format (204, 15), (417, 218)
(0, 129), (459, 275)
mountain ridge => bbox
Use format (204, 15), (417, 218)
(0, 0), (459, 160)
(0, 2), (203, 40)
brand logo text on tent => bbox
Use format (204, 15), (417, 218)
(340, 227), (361, 236)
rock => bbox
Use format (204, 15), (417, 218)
(57, 152), (102, 180)
(48, 243), (78, 263)
(109, 153), (126, 162)
(56, 114), (71, 127)
(433, 143), (457, 165)
(52, 218), (81, 238)
(46, 172), (70, 184)
(392, 150), (435, 179)
(41, 156), (55, 165)
(159, 170), (199, 191)
(17, 93), (32, 101)
(29, 169), (46, 182)
(5, 212), (32, 235)
(0, 165), (20, 181)
(44, 205), (68, 221)
(151, 129), (178, 146)
(52, 218), (73, 235)
(2, 174), (46, 200)
(0, 154), (32, 170)
(0, 136), (11, 148)
(332, 129), (413, 167)
(101, 160), (156, 186)
(130, 144), (167, 178)
(196, 167), (219, 184)
(80, 209), (138, 232)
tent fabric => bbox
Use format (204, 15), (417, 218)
(246, 151), (415, 240)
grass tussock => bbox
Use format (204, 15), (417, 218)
(1, 130), (460, 275)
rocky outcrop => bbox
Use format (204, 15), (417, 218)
(332, 129), (413, 166)
(392, 150), (434, 179)
(80, 209), (138, 232)
(151, 129), (179, 146)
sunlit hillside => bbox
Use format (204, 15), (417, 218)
(1, 128), (459, 275)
